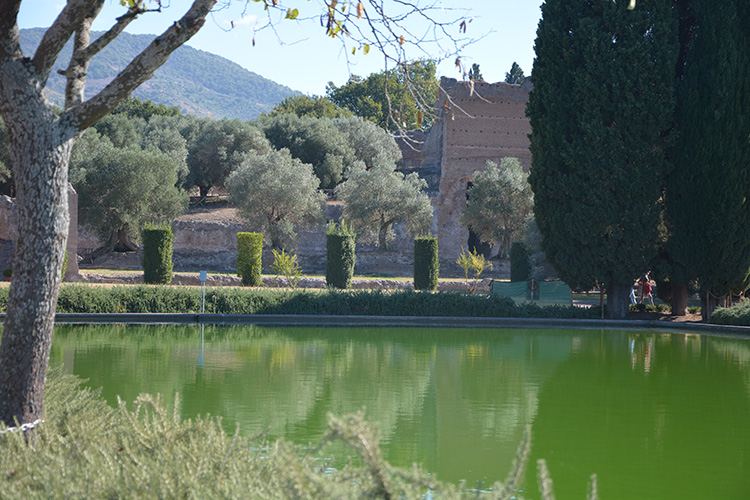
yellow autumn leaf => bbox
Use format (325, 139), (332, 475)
(363, 44), (370, 55)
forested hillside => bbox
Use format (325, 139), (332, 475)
(20, 28), (299, 120)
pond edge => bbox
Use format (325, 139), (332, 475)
(1, 313), (748, 338)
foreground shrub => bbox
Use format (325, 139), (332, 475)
(414, 237), (439, 291)
(141, 226), (173, 284)
(710, 298), (750, 325)
(0, 369), (595, 500)
(237, 232), (263, 286)
(326, 220), (356, 289)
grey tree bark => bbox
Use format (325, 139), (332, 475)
(0, 0), (214, 428)
(606, 282), (631, 320)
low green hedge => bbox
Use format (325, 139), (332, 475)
(0, 285), (599, 319)
(709, 298), (750, 325)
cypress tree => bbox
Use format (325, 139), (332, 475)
(664, 0), (750, 319)
(527, 0), (678, 318)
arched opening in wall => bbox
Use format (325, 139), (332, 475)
(465, 181), (492, 259)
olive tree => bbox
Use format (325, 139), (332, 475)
(71, 131), (188, 251)
(186, 118), (270, 198)
(227, 149), (326, 249)
(460, 158), (533, 258)
(333, 116), (402, 169)
(258, 113), (354, 189)
(335, 160), (433, 248)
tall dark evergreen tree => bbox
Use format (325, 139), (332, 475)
(664, 0), (750, 319)
(527, 0), (679, 318)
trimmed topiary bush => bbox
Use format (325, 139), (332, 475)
(326, 220), (356, 289)
(414, 237), (439, 291)
(237, 232), (263, 286)
(509, 241), (531, 282)
(142, 226), (173, 285)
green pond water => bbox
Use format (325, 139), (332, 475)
(49, 324), (750, 499)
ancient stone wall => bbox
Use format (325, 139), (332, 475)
(433, 77), (532, 261)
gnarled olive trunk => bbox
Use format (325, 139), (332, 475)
(0, 111), (72, 426)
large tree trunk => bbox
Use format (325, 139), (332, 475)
(702, 292), (722, 322)
(0, 108), (72, 426)
(671, 283), (688, 316)
(606, 282), (631, 319)
(115, 228), (138, 252)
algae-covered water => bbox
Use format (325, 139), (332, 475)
(50, 324), (750, 498)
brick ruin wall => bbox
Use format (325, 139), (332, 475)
(431, 77), (532, 263)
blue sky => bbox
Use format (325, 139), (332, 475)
(17, 0), (543, 95)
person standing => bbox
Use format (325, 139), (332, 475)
(640, 272), (654, 306)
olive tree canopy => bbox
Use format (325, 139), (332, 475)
(460, 158), (533, 258)
(336, 160), (433, 249)
(227, 149), (326, 249)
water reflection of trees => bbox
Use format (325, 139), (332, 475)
(529, 331), (750, 499)
(50, 325), (559, 484)
(50, 325), (750, 491)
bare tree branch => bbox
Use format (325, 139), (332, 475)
(32, 0), (100, 85)
(85, 5), (145, 59)
(63, 0), (104, 109)
(67, 0), (216, 132)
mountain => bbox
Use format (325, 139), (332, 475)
(19, 28), (299, 120)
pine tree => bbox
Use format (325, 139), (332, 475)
(664, 0), (750, 319)
(468, 63), (483, 81)
(504, 62), (525, 84)
(527, 0), (679, 318)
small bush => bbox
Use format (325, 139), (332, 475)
(141, 226), (173, 285)
(237, 232), (263, 286)
(456, 248), (492, 293)
(326, 220), (356, 289)
(271, 248), (302, 289)
(2, 268), (10, 278)
(709, 299), (750, 325)
(688, 306), (701, 315)
(414, 237), (439, 291)
(509, 242), (531, 282)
